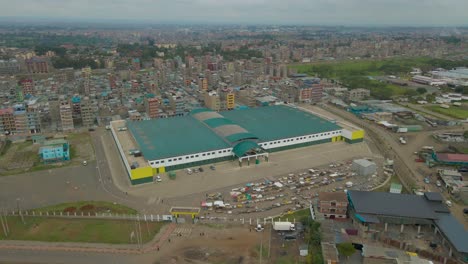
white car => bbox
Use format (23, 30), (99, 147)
(156, 175), (162, 182)
(436, 181), (442, 187)
(82, 161), (88, 166)
(446, 200), (452, 207)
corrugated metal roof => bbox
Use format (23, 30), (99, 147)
(203, 117), (234, 128)
(435, 213), (468, 253)
(225, 132), (259, 143)
(348, 191), (438, 219)
(221, 105), (341, 142)
(214, 124), (248, 137)
(193, 111), (223, 121)
(436, 153), (468, 163)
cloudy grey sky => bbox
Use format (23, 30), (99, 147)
(1, 0), (467, 26)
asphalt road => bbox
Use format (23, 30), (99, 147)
(0, 129), (145, 212)
(0, 249), (158, 264)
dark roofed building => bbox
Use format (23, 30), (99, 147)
(347, 190), (468, 261)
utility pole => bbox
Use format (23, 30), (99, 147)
(268, 220), (272, 258)
(259, 232), (263, 264)
(138, 216), (143, 248)
(0, 213), (8, 237)
(16, 198), (25, 224)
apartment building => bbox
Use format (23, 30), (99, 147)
(59, 101), (74, 132)
(319, 192), (349, 219)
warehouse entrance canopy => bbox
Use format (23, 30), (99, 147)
(233, 140), (269, 165)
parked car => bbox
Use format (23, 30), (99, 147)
(82, 160), (88, 166)
(446, 200), (452, 207)
(210, 165), (216, 170)
(155, 175), (162, 182)
(199, 167), (204, 172)
(424, 178), (430, 184)
(436, 180), (442, 187)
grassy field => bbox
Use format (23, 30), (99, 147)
(0, 132), (95, 176)
(33, 201), (138, 215)
(291, 57), (468, 100)
(0, 216), (164, 244)
(424, 105), (468, 119)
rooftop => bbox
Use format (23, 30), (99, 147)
(319, 192), (348, 202)
(348, 190), (440, 219)
(221, 105), (341, 142)
(436, 153), (468, 163)
(127, 115), (230, 160)
(127, 105), (342, 161)
(435, 213), (468, 253)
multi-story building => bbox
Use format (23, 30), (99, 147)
(21, 79), (35, 96)
(145, 98), (160, 119)
(309, 83), (324, 104)
(59, 101), (74, 132)
(346, 88), (370, 101)
(198, 78), (208, 92)
(0, 59), (21, 75)
(39, 139), (70, 163)
(0, 108), (15, 135)
(13, 104), (28, 135)
(80, 97), (94, 127)
(25, 57), (49, 73)
(204, 91), (221, 111)
(219, 90), (235, 110)
(81, 67), (93, 95)
(26, 103), (41, 134)
(319, 192), (348, 219)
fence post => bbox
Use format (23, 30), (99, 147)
(74, 212), (77, 216)
(53, 211), (55, 216)
(46, 211), (49, 216)
(151, 214), (154, 222)
(32, 211), (35, 216)
(157, 215), (160, 221)
(40, 211), (42, 216)
(144, 214), (147, 221)
(81, 212), (83, 217)
(249, 218), (251, 225)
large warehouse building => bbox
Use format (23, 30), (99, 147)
(111, 105), (364, 185)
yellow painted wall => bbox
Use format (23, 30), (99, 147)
(159, 167), (166, 173)
(351, 130), (365, 140)
(130, 166), (154, 180)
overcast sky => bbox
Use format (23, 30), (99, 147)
(1, 0), (467, 26)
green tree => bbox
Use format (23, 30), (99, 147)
(417, 87), (427, 94)
(464, 131), (468, 139)
(337, 243), (356, 258)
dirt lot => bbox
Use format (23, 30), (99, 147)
(154, 224), (304, 264)
(0, 132), (95, 176)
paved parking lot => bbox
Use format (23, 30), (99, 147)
(129, 141), (383, 215)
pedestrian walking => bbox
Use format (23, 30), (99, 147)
(157, 246), (159, 251)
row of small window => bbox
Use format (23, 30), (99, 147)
(151, 149), (231, 165)
(259, 131), (340, 147)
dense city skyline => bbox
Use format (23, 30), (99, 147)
(1, 0), (468, 26)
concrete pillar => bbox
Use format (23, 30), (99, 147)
(400, 224), (404, 233)
(443, 257), (447, 264)
(417, 225), (421, 234)
(384, 223), (388, 232)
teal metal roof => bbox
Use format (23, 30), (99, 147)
(225, 132), (259, 143)
(190, 108), (211, 115)
(127, 105), (343, 161)
(204, 118), (234, 128)
(221, 105), (342, 142)
(128, 116), (230, 160)
(233, 141), (260, 157)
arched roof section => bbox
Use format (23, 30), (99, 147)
(226, 132), (259, 144)
(204, 118), (234, 128)
(232, 141), (261, 157)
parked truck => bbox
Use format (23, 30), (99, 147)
(273, 221), (295, 231)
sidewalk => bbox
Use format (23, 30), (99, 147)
(0, 223), (176, 255)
